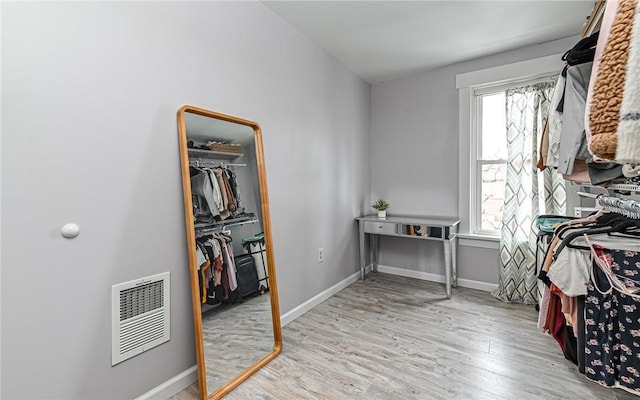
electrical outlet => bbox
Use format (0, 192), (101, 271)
(317, 247), (324, 263)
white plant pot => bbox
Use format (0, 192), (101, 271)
(377, 210), (387, 219)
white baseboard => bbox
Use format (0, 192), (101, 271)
(280, 268), (365, 326)
(136, 365), (197, 400)
(376, 264), (498, 292)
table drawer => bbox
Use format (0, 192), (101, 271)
(363, 221), (397, 235)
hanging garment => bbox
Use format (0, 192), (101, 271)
(585, 0), (620, 160)
(553, 31), (598, 172)
(194, 240), (213, 303)
(546, 73), (566, 169)
(195, 244), (212, 303)
(548, 288), (567, 354)
(538, 119), (550, 170)
(556, 62), (594, 175)
(547, 245), (591, 296)
(225, 169), (241, 210)
(196, 246), (207, 268)
(585, 247), (640, 394)
(212, 169), (230, 220)
(577, 295), (586, 374)
(589, 0), (637, 161)
(190, 169), (220, 222)
(562, 159), (590, 184)
(196, 241), (213, 287)
(563, 30), (599, 66)
(616, 0), (640, 163)
(220, 238), (238, 292)
(210, 238), (223, 285)
(538, 284), (552, 332)
(221, 171), (236, 212)
(206, 169), (224, 214)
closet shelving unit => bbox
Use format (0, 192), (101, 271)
(578, 183), (640, 196)
(604, 183), (640, 193)
(190, 143), (260, 312)
(194, 216), (258, 238)
(189, 146), (256, 237)
(578, 191), (640, 214)
(187, 147), (244, 162)
(572, 184), (640, 218)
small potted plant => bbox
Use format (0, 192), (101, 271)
(372, 199), (390, 219)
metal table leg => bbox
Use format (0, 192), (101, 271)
(359, 220), (366, 280)
(372, 235), (379, 273)
(451, 235), (458, 288)
(443, 239), (452, 298)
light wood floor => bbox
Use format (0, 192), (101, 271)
(171, 273), (637, 400)
(201, 293), (273, 391)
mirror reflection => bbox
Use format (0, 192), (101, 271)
(177, 106), (281, 399)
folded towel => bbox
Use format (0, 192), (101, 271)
(622, 163), (640, 177)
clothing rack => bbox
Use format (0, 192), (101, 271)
(598, 196), (640, 219)
(195, 216), (258, 238)
(576, 191), (600, 199)
(189, 160), (246, 168)
(581, 0), (605, 38)
(577, 192), (640, 219)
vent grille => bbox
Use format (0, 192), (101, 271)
(112, 272), (170, 366)
(119, 281), (164, 321)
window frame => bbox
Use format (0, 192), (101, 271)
(456, 53), (564, 243)
(469, 76), (557, 236)
(471, 86), (508, 236)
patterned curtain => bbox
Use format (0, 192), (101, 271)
(492, 81), (565, 304)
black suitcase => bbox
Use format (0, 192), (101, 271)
(234, 254), (259, 297)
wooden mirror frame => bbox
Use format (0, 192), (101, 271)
(177, 105), (282, 400)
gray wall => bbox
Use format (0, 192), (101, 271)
(370, 36), (580, 282)
(1, 2), (370, 399)
(457, 245), (500, 285)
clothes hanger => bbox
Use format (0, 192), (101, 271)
(555, 214), (632, 254)
(553, 212), (619, 240)
(551, 210), (608, 237)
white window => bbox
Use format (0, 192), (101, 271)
(456, 53), (564, 242)
(472, 88), (507, 236)
(470, 77), (555, 236)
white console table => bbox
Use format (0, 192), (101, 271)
(356, 214), (460, 298)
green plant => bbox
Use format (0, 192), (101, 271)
(371, 199), (390, 211)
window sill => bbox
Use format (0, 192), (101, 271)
(457, 233), (500, 249)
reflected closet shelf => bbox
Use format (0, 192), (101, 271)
(194, 215), (258, 236)
(188, 147), (244, 161)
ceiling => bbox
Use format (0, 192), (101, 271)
(263, 1), (596, 84)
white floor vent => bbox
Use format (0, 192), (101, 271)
(111, 272), (170, 366)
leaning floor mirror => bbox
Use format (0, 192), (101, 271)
(177, 105), (282, 399)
